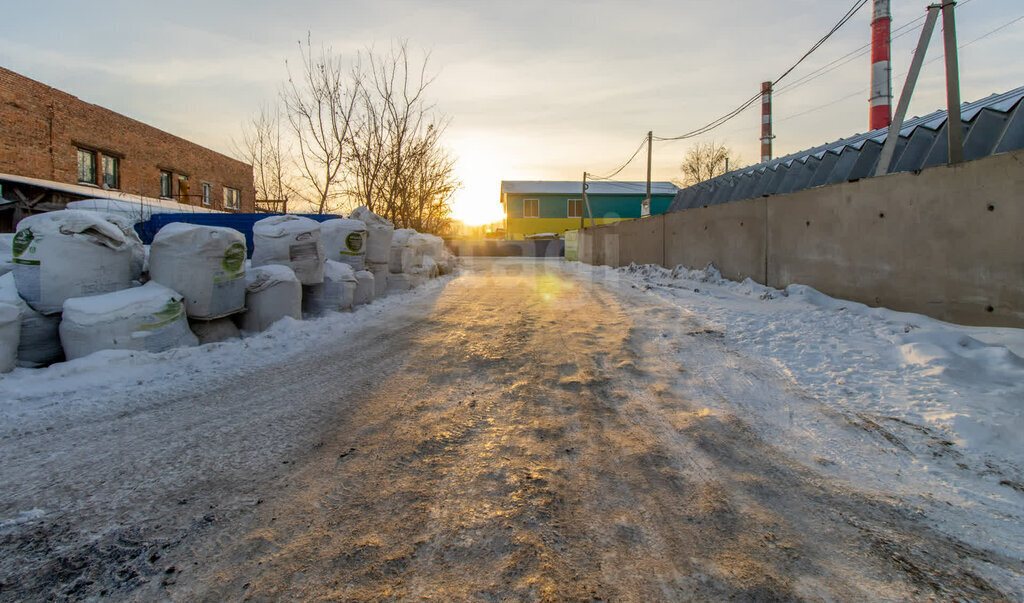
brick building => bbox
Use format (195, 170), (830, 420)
(0, 66), (255, 229)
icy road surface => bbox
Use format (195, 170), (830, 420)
(1, 258), (1022, 599)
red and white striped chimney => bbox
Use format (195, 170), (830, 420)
(760, 81), (773, 162)
(869, 0), (893, 130)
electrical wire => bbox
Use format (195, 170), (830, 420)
(776, 9), (1023, 125)
(653, 0), (869, 142)
(586, 137), (649, 180)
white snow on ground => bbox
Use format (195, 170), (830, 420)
(0, 278), (450, 440)
(562, 260), (1024, 567)
(2, 258), (1022, 585)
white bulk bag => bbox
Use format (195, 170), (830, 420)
(190, 317), (240, 345)
(422, 255), (440, 279)
(321, 219), (368, 271)
(100, 213), (146, 281)
(0, 233), (15, 277)
(150, 223), (247, 319)
(0, 273), (62, 367)
(402, 233), (433, 273)
(387, 273), (414, 294)
(368, 263), (388, 298)
(389, 229), (417, 273)
(408, 266), (428, 288)
(0, 302), (20, 373)
(305, 261), (357, 316)
(59, 282), (198, 360)
(252, 215), (324, 285)
(353, 270), (375, 307)
(420, 233), (445, 260)
(240, 265), (302, 333)
(349, 207), (394, 264)
(13, 210), (132, 315)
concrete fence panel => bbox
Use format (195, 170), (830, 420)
(605, 215), (665, 267)
(767, 151), (1024, 327)
(664, 197), (767, 283)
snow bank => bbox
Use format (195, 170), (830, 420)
(12, 210), (133, 315)
(149, 223), (247, 319)
(60, 282), (197, 360)
(252, 215), (325, 285)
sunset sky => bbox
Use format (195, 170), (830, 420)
(2, 0), (1022, 224)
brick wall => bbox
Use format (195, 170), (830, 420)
(0, 66), (255, 212)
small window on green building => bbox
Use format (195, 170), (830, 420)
(523, 198), (538, 218)
(568, 199), (583, 218)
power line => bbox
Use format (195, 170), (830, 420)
(586, 137), (648, 180)
(776, 10), (1023, 125)
(653, 0), (869, 142)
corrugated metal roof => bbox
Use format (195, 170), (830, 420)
(669, 84), (1024, 212)
(0, 172), (224, 214)
(502, 180), (679, 196)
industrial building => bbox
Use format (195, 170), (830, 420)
(500, 180), (677, 240)
(0, 66), (255, 230)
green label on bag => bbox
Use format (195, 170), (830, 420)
(345, 232), (364, 253)
(142, 299), (185, 330)
(222, 242), (246, 273)
(12, 229), (33, 257)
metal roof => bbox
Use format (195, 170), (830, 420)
(669, 84), (1024, 211)
(502, 180), (679, 196)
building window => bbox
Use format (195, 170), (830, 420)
(177, 175), (190, 203)
(160, 170), (173, 198)
(568, 198), (583, 219)
(223, 186), (240, 210)
(77, 149), (97, 184)
(202, 182), (212, 206)
(102, 155), (119, 189)
(523, 198), (539, 218)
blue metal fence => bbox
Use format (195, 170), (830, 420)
(135, 213), (341, 256)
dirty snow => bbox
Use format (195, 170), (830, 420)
(565, 260), (1024, 565)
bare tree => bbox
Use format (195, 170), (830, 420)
(281, 35), (360, 214)
(345, 42), (459, 233)
(675, 141), (740, 187)
(236, 103), (289, 208)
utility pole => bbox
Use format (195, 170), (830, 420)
(876, 1), (962, 175)
(643, 131), (652, 217)
(580, 172), (586, 229)
(581, 172), (594, 228)
(941, 0), (963, 164)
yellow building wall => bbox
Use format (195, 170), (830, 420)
(506, 217), (624, 240)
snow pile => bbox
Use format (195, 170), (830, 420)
(320, 218), (368, 271)
(252, 215), (325, 285)
(0, 273), (62, 367)
(59, 281), (197, 360)
(241, 264), (302, 333)
(12, 210), (133, 314)
(0, 302), (19, 373)
(149, 223), (247, 319)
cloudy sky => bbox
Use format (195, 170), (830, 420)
(2, 0), (1021, 223)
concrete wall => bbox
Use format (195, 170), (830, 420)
(664, 198), (767, 283)
(577, 149), (1024, 328)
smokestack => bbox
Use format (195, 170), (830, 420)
(760, 81), (773, 162)
(870, 0), (893, 130)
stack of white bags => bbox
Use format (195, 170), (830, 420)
(0, 206), (454, 372)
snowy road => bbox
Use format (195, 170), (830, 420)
(1, 259), (1021, 599)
